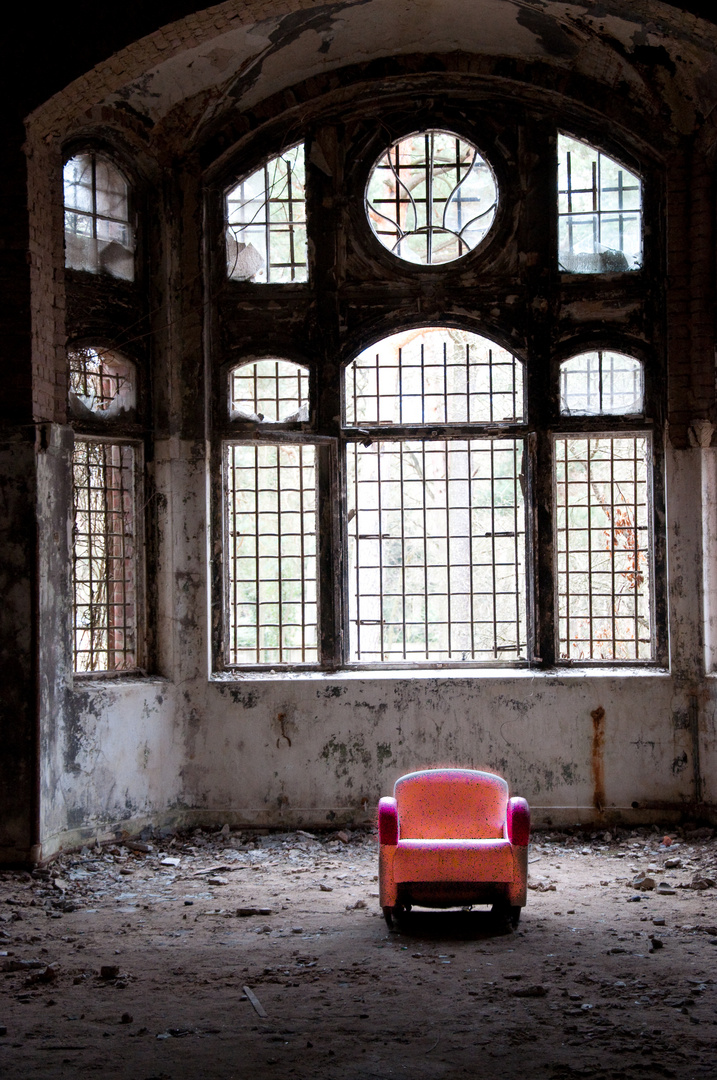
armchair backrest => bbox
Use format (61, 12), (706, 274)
(394, 769), (508, 840)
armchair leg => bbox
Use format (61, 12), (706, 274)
(382, 904), (410, 929)
(491, 900), (521, 929)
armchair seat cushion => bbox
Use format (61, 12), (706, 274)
(393, 838), (514, 884)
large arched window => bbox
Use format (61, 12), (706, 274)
(211, 114), (661, 670)
(343, 328), (526, 663)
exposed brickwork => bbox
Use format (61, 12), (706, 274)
(26, 139), (67, 423)
(666, 146), (716, 446)
(0, 118), (33, 425)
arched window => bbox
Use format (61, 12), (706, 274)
(214, 114), (661, 670)
(344, 328), (527, 663)
(68, 346), (140, 674)
(68, 346), (137, 419)
(226, 145), (307, 283)
(63, 152), (134, 281)
(559, 350), (643, 416)
(558, 134), (642, 273)
(230, 359), (309, 422)
(224, 357), (316, 666)
(555, 350), (651, 661)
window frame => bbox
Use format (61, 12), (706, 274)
(224, 143), (308, 285)
(549, 341), (666, 668)
(209, 109), (666, 674)
(67, 341), (147, 678)
(71, 432), (146, 677)
(340, 325), (532, 668)
(556, 129), (646, 277)
(62, 147), (137, 282)
(553, 429), (655, 664)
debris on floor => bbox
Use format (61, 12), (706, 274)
(0, 823), (715, 1078)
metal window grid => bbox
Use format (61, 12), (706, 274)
(69, 347), (134, 414)
(63, 152), (131, 247)
(558, 136), (642, 269)
(226, 146), (307, 283)
(346, 329), (523, 426)
(225, 443), (318, 665)
(365, 130), (498, 265)
(72, 440), (137, 672)
(559, 351), (643, 416)
(347, 438), (526, 663)
(231, 359), (309, 422)
(555, 435), (652, 661)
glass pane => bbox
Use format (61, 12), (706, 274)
(555, 435), (652, 661)
(68, 347), (136, 418)
(226, 145), (307, 283)
(347, 438), (526, 661)
(230, 359), (309, 423)
(366, 130), (498, 266)
(63, 155), (94, 213)
(73, 440), (137, 672)
(345, 327), (523, 425)
(94, 159), (129, 220)
(558, 134), (642, 273)
(64, 152), (134, 280)
(560, 351), (643, 416)
(225, 443), (318, 664)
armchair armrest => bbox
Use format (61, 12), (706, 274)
(378, 797), (399, 845)
(507, 797), (530, 846)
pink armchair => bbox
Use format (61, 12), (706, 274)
(378, 768), (530, 928)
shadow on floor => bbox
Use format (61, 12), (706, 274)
(389, 907), (515, 940)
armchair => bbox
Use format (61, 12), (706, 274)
(378, 768), (530, 928)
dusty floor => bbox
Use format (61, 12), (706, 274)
(0, 824), (716, 1079)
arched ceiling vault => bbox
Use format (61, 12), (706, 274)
(26, 0), (717, 160)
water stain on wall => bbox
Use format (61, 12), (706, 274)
(591, 706), (606, 811)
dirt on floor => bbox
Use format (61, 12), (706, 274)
(0, 823), (716, 1079)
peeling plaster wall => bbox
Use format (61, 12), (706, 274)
(42, 682), (183, 855)
(38, 438), (708, 851)
(35, 428), (186, 859)
(194, 672), (691, 829)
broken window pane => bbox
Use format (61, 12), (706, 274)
(365, 130), (498, 265)
(555, 435), (652, 661)
(230, 359), (309, 423)
(63, 153), (134, 281)
(68, 346), (136, 420)
(73, 440), (138, 673)
(345, 327), (523, 426)
(226, 145), (307, 283)
(346, 438), (527, 663)
(560, 351), (643, 416)
(225, 443), (318, 664)
(558, 134), (642, 273)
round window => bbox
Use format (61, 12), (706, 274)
(365, 130), (498, 266)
